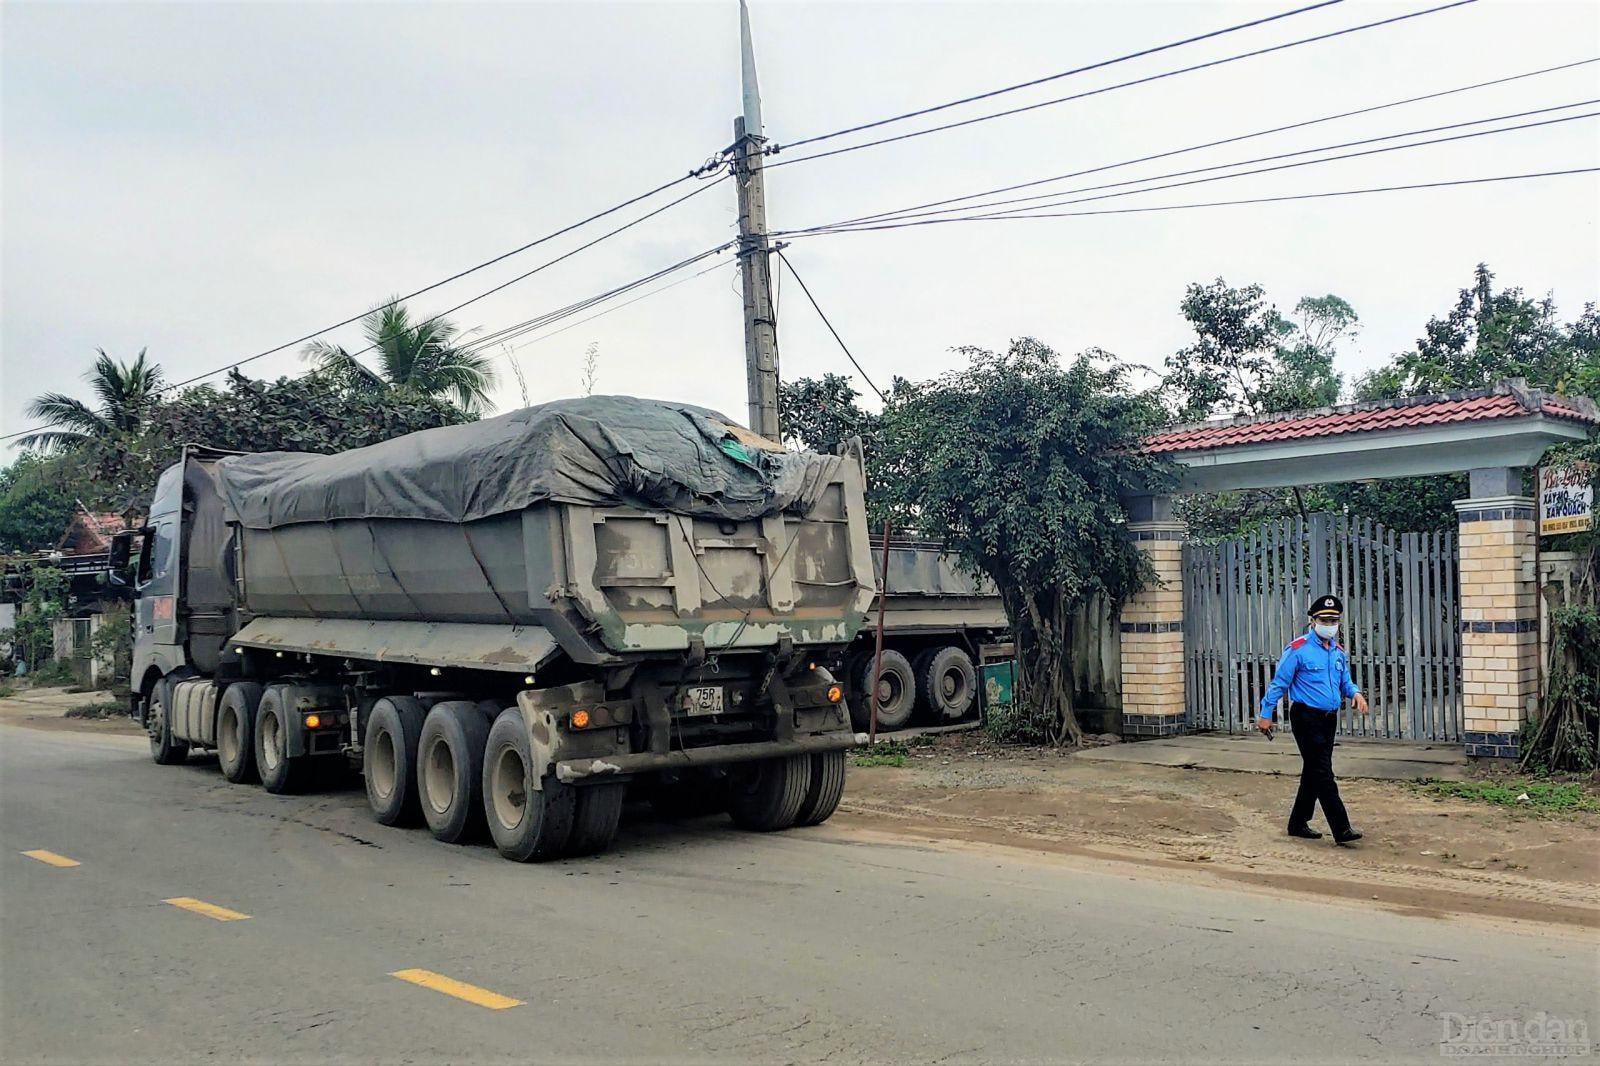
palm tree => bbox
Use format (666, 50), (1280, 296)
(20, 348), (165, 451)
(303, 300), (496, 413)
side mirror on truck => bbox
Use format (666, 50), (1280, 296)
(107, 530), (135, 588)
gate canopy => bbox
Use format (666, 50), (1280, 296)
(1143, 380), (1597, 494)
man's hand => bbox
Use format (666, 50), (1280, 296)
(1258, 716), (1274, 734)
(1353, 693), (1370, 715)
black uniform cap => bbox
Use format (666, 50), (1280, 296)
(1309, 594), (1343, 616)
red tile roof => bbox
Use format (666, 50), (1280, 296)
(1143, 382), (1600, 455)
(56, 511), (131, 555)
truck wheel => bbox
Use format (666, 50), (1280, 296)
(144, 675), (187, 758)
(728, 755), (812, 831)
(147, 680), (189, 765)
(254, 686), (305, 795)
(919, 645), (977, 721)
(482, 706), (576, 862)
(565, 783), (626, 857)
(794, 750), (847, 826)
(417, 701), (490, 844)
(364, 696), (426, 826)
(853, 650), (916, 731)
(216, 682), (263, 784)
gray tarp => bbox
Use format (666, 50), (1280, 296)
(215, 395), (844, 529)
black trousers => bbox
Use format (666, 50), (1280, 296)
(1288, 701), (1350, 834)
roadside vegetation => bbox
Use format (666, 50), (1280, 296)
(1409, 778), (1600, 814)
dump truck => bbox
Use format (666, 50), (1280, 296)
(844, 539), (1007, 732)
(114, 397), (877, 860)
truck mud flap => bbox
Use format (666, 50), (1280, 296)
(554, 732), (867, 783)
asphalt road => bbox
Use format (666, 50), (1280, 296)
(3, 723), (1595, 1065)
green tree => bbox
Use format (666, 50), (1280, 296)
(18, 349), (165, 452)
(0, 562), (69, 670)
(880, 339), (1171, 744)
(0, 454), (84, 554)
(1355, 264), (1592, 400)
(778, 372), (912, 527)
(303, 300), (497, 413)
(1336, 265), (1598, 533)
(778, 373), (876, 457)
(1162, 281), (1348, 422)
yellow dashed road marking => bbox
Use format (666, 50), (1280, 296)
(21, 849), (80, 868)
(390, 968), (523, 1010)
(163, 897), (251, 921)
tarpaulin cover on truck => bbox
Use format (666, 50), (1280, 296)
(214, 395), (844, 529)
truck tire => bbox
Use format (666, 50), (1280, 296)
(566, 783), (626, 856)
(918, 645), (977, 721)
(216, 682), (263, 784)
(417, 701), (490, 844)
(852, 650), (916, 732)
(147, 679), (189, 765)
(254, 685), (307, 795)
(728, 755), (812, 831)
(793, 750), (847, 826)
(482, 706), (576, 862)
(364, 696), (427, 826)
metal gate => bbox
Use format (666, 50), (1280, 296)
(1183, 513), (1461, 741)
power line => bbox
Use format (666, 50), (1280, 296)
(459, 243), (735, 356)
(328, 176), (730, 364)
(780, 168), (1600, 234)
(782, 100), (1599, 235)
(934, 110), (1600, 222)
(774, 249), (886, 402)
(817, 57), (1598, 230)
(492, 261), (732, 358)
(773, 0), (1347, 152)
(765, 0), (1482, 170)
(1, 172), (729, 445)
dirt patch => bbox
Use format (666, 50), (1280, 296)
(0, 686), (143, 736)
(831, 735), (1600, 931)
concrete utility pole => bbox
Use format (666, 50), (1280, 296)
(735, 0), (780, 440)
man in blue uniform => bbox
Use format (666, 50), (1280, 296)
(1259, 594), (1369, 844)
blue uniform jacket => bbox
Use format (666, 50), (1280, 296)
(1258, 628), (1360, 721)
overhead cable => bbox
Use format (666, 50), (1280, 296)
(774, 250), (886, 402)
(781, 101), (1599, 235)
(778, 168), (1600, 234)
(765, 0), (1482, 170)
(819, 57), (1599, 230)
(772, 0), (1348, 152)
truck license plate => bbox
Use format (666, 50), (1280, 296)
(683, 685), (724, 716)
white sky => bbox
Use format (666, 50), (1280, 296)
(3, 0), (1598, 442)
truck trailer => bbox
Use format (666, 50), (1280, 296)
(115, 396), (877, 860)
(845, 540), (1007, 732)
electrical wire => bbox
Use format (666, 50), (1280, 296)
(325, 176), (730, 365)
(459, 243), (735, 356)
(492, 261), (732, 358)
(764, 0), (1482, 170)
(814, 57), (1598, 230)
(780, 101), (1599, 235)
(1, 169), (729, 445)
(778, 168), (1600, 234)
(772, 0), (1347, 152)
(774, 250), (886, 402)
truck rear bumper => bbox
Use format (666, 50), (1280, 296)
(554, 732), (868, 783)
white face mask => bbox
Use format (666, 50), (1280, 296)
(1314, 622), (1339, 641)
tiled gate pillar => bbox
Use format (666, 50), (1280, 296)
(1120, 496), (1186, 739)
(1456, 470), (1538, 760)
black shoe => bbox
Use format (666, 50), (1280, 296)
(1287, 825), (1323, 839)
(1333, 829), (1363, 845)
